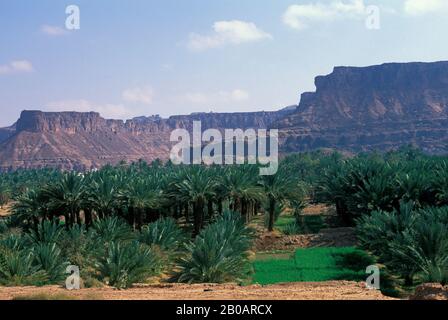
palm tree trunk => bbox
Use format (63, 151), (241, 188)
(76, 210), (82, 226)
(193, 202), (200, 236)
(268, 197), (276, 232)
(184, 203), (190, 223)
(218, 201), (223, 215)
(241, 199), (248, 223)
(32, 216), (39, 229)
(64, 213), (70, 229)
(193, 199), (205, 236)
(136, 208), (143, 230)
(84, 209), (92, 227)
(207, 201), (213, 218)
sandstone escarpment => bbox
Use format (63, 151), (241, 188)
(277, 61), (448, 154)
(2, 61), (448, 170)
(0, 110), (289, 171)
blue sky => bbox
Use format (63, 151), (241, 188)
(0, 0), (448, 126)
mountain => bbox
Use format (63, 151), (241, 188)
(2, 61), (448, 171)
(277, 61), (448, 154)
(0, 125), (15, 144)
(0, 110), (290, 171)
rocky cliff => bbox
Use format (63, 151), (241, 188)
(2, 61), (448, 171)
(0, 110), (289, 171)
(0, 126), (15, 144)
(277, 61), (448, 154)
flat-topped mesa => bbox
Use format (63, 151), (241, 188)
(4, 60), (448, 170)
(288, 61), (448, 130)
(15, 110), (115, 134)
(167, 111), (287, 131)
(14, 109), (290, 136)
(315, 61), (448, 92)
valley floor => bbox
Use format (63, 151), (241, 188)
(0, 281), (394, 300)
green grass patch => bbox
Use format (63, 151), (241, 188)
(277, 215), (326, 235)
(274, 215), (295, 229)
(253, 247), (375, 285)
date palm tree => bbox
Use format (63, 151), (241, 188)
(86, 172), (122, 224)
(42, 172), (87, 228)
(11, 188), (49, 228)
(119, 173), (165, 230)
(260, 166), (304, 232)
(0, 180), (11, 209)
(171, 166), (217, 236)
(220, 166), (265, 223)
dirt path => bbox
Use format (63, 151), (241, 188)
(0, 281), (395, 300)
(255, 227), (357, 252)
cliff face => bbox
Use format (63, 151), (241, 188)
(0, 110), (289, 171)
(277, 61), (448, 154)
(2, 61), (448, 171)
(0, 126), (15, 144)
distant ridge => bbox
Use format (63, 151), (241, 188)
(2, 61), (448, 171)
(0, 109), (290, 171)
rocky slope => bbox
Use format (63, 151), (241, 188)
(0, 110), (288, 171)
(278, 61), (448, 153)
(2, 61), (448, 171)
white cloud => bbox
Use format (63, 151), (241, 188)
(404, 0), (448, 15)
(44, 100), (136, 120)
(283, 0), (367, 30)
(0, 60), (34, 75)
(185, 93), (209, 104)
(184, 89), (250, 104)
(122, 86), (154, 105)
(230, 89), (250, 102)
(40, 25), (69, 36)
(188, 20), (272, 51)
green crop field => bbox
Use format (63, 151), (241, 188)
(253, 247), (375, 285)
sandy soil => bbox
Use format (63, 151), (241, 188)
(0, 204), (10, 217)
(0, 281), (395, 300)
(302, 204), (333, 216)
(255, 227), (357, 252)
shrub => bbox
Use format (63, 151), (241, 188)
(0, 234), (28, 251)
(92, 217), (135, 244)
(0, 248), (47, 286)
(390, 215), (448, 285)
(282, 216), (325, 235)
(32, 243), (69, 283)
(139, 217), (185, 251)
(282, 221), (302, 235)
(175, 211), (254, 284)
(0, 219), (8, 234)
(27, 220), (63, 245)
(357, 202), (448, 286)
(96, 241), (158, 289)
(263, 203), (285, 229)
(356, 201), (416, 259)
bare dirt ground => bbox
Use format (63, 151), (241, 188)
(0, 281), (394, 300)
(0, 203), (394, 300)
(0, 204), (11, 217)
(302, 204), (332, 216)
(255, 228), (357, 252)
(254, 204), (357, 251)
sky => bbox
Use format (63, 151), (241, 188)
(0, 0), (448, 127)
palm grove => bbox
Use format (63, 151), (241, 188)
(0, 147), (447, 291)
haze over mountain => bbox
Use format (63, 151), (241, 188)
(1, 61), (448, 171)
